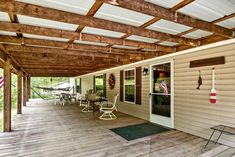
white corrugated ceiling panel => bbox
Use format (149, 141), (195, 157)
(74, 40), (108, 46)
(18, 15), (78, 31)
(0, 31), (17, 36)
(0, 11), (11, 22)
(145, 0), (183, 8)
(16, 0), (96, 15)
(82, 27), (125, 38)
(178, 0), (235, 22)
(182, 30), (213, 39)
(216, 17), (235, 29)
(158, 41), (179, 46)
(147, 19), (192, 35)
(112, 45), (138, 50)
(94, 3), (154, 26)
(23, 33), (69, 42)
(126, 35), (159, 43)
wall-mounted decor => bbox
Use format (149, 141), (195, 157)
(197, 70), (202, 90)
(190, 56), (225, 68)
(210, 68), (217, 104)
(108, 73), (115, 90)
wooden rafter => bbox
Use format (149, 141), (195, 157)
(100, 0), (233, 38)
(0, 1), (197, 46)
(67, 1), (103, 47)
(0, 22), (174, 52)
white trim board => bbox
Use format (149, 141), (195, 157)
(77, 38), (235, 78)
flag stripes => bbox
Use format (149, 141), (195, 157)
(0, 76), (4, 88)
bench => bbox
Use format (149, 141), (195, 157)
(205, 125), (235, 148)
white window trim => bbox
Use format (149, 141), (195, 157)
(124, 68), (136, 104)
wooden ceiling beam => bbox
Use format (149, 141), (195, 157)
(0, 1), (197, 46)
(0, 23), (174, 52)
(3, 44), (126, 59)
(100, 0), (233, 38)
(67, 1), (104, 47)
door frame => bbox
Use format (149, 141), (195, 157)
(149, 60), (174, 128)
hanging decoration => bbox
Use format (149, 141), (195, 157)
(197, 70), (202, 90)
(108, 73), (115, 90)
(210, 68), (217, 104)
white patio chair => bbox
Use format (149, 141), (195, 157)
(80, 94), (93, 112)
(99, 94), (119, 120)
(59, 93), (72, 106)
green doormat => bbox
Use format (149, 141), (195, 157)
(110, 122), (169, 141)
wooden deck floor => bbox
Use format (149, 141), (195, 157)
(0, 100), (234, 157)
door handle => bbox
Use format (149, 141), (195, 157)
(149, 93), (152, 96)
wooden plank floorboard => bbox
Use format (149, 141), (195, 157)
(0, 100), (233, 157)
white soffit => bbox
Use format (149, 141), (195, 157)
(147, 19), (192, 35)
(178, 0), (235, 22)
(112, 45), (138, 50)
(18, 15), (78, 31)
(145, 0), (183, 8)
(0, 31), (17, 36)
(158, 41), (179, 46)
(182, 30), (213, 39)
(94, 3), (154, 27)
(126, 35), (159, 43)
(82, 27), (125, 38)
(16, 0), (96, 15)
(74, 40), (109, 46)
(216, 17), (235, 29)
(0, 11), (11, 22)
(23, 33), (69, 42)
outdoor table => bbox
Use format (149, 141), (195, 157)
(89, 98), (108, 116)
(204, 125), (235, 148)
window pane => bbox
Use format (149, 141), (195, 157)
(124, 69), (135, 102)
(95, 75), (103, 97)
(125, 85), (135, 102)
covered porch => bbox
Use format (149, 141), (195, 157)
(0, 0), (235, 156)
(0, 100), (234, 157)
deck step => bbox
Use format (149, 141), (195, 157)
(199, 145), (230, 157)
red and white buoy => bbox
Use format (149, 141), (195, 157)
(210, 68), (217, 104)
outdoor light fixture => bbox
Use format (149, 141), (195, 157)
(143, 67), (149, 75)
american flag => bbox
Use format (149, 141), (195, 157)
(0, 76), (4, 88)
(160, 80), (168, 95)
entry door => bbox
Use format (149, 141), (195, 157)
(150, 61), (174, 128)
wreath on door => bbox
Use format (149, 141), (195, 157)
(108, 73), (115, 90)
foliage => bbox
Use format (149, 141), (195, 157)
(31, 77), (69, 99)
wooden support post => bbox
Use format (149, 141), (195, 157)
(17, 73), (22, 114)
(27, 76), (30, 101)
(23, 76), (27, 106)
(3, 57), (11, 132)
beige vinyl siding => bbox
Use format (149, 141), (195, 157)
(78, 42), (235, 147)
(173, 44), (235, 147)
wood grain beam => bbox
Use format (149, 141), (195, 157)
(17, 73), (22, 114)
(0, 1), (197, 46)
(100, 0), (233, 38)
(3, 57), (11, 132)
(0, 23), (174, 52)
(3, 44), (125, 59)
(67, 1), (104, 46)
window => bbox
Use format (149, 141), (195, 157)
(124, 69), (135, 103)
(76, 78), (81, 93)
(95, 75), (104, 97)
